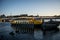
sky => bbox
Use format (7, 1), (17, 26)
(0, 0), (60, 16)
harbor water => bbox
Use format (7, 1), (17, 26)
(0, 21), (60, 40)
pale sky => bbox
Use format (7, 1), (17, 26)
(0, 0), (60, 16)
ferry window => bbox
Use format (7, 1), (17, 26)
(15, 18), (31, 20)
(34, 18), (40, 20)
(44, 19), (50, 22)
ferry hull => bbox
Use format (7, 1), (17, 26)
(11, 24), (34, 34)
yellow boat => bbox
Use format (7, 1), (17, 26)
(10, 17), (34, 24)
(10, 17), (43, 29)
(10, 17), (43, 25)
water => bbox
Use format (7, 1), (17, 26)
(0, 22), (60, 40)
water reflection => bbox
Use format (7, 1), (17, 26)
(0, 22), (60, 40)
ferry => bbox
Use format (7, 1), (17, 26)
(10, 17), (34, 33)
(10, 17), (43, 28)
(10, 17), (43, 33)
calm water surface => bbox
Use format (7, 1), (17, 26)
(0, 21), (60, 40)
